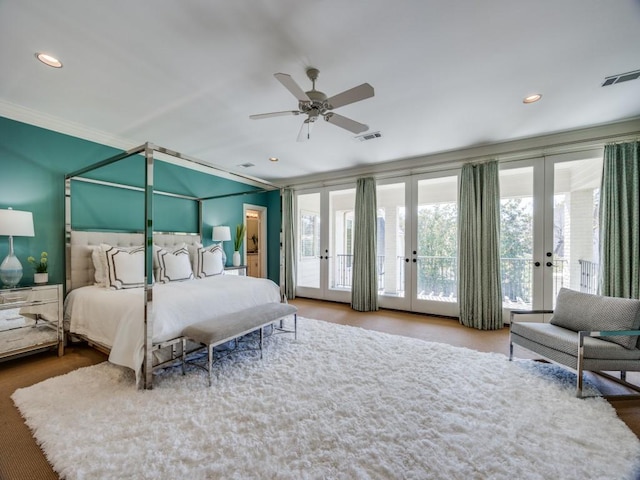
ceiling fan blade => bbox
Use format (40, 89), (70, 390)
(324, 113), (369, 134)
(249, 110), (300, 120)
(297, 118), (315, 142)
(326, 83), (374, 109)
(274, 73), (311, 102)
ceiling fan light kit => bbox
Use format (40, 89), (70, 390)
(250, 67), (374, 141)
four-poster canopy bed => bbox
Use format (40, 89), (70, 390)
(64, 143), (284, 389)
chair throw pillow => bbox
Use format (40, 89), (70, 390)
(550, 288), (640, 349)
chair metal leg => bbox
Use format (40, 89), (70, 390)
(181, 338), (186, 375)
(294, 313), (297, 340)
(577, 332), (586, 398)
(259, 327), (264, 359)
(208, 344), (214, 387)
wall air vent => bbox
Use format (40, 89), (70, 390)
(237, 162), (255, 168)
(602, 69), (640, 87)
(354, 131), (382, 142)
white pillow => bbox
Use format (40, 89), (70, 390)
(193, 244), (225, 278)
(187, 242), (227, 267)
(90, 246), (108, 286)
(187, 242), (203, 268)
(154, 245), (194, 283)
(102, 244), (146, 290)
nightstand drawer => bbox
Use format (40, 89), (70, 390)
(0, 284), (63, 360)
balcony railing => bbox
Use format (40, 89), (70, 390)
(335, 254), (386, 291)
(333, 254), (569, 306)
(579, 259), (599, 295)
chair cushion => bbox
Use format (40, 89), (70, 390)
(511, 322), (640, 360)
(549, 288), (640, 349)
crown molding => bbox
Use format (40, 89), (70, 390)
(0, 99), (138, 151)
(0, 101), (278, 189)
(283, 117), (640, 189)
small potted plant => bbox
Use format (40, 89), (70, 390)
(28, 251), (48, 284)
(233, 224), (246, 266)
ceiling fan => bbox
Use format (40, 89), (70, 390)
(249, 68), (374, 141)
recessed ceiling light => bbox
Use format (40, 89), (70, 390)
(269, 157), (279, 162)
(35, 52), (63, 68)
(523, 93), (542, 104)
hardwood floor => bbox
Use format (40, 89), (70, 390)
(1, 297), (639, 479)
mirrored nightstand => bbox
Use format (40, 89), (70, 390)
(0, 284), (63, 361)
(224, 265), (247, 276)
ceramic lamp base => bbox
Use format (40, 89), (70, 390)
(0, 253), (23, 288)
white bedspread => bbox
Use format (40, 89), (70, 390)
(65, 275), (281, 375)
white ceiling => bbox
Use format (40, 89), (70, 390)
(1, 0), (639, 184)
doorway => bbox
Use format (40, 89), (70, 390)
(243, 204), (267, 278)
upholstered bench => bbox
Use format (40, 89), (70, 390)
(182, 302), (297, 386)
(509, 288), (640, 397)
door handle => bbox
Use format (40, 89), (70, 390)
(546, 262), (553, 267)
(412, 258), (417, 263)
(405, 258), (409, 263)
(534, 261), (541, 267)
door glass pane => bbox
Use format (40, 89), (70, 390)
(297, 192), (321, 288)
(416, 176), (458, 302)
(329, 189), (356, 292)
(377, 183), (405, 298)
(553, 158), (602, 300)
(499, 167), (534, 308)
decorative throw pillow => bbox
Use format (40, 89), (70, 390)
(193, 244), (225, 278)
(188, 242), (226, 267)
(102, 244), (146, 290)
(550, 288), (640, 349)
(154, 245), (194, 283)
(90, 246), (108, 286)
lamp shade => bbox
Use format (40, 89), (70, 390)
(0, 208), (35, 237)
(212, 225), (231, 242)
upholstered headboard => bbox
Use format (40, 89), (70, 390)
(68, 231), (201, 291)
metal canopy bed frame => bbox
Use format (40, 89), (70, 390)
(64, 142), (278, 389)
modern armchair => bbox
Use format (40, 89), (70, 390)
(509, 288), (640, 398)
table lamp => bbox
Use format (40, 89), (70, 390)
(212, 225), (231, 246)
(0, 208), (35, 288)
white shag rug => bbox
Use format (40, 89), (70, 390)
(12, 317), (640, 480)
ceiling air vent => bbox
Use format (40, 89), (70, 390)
(602, 69), (640, 87)
(237, 162), (255, 168)
(354, 131), (382, 142)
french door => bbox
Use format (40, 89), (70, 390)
(376, 172), (460, 316)
(295, 186), (355, 302)
(294, 148), (602, 318)
(500, 150), (603, 315)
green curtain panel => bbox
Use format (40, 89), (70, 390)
(599, 141), (640, 299)
(351, 177), (379, 312)
(282, 188), (297, 300)
(458, 161), (503, 330)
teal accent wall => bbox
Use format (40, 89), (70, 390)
(203, 189), (281, 284)
(0, 116), (281, 287)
